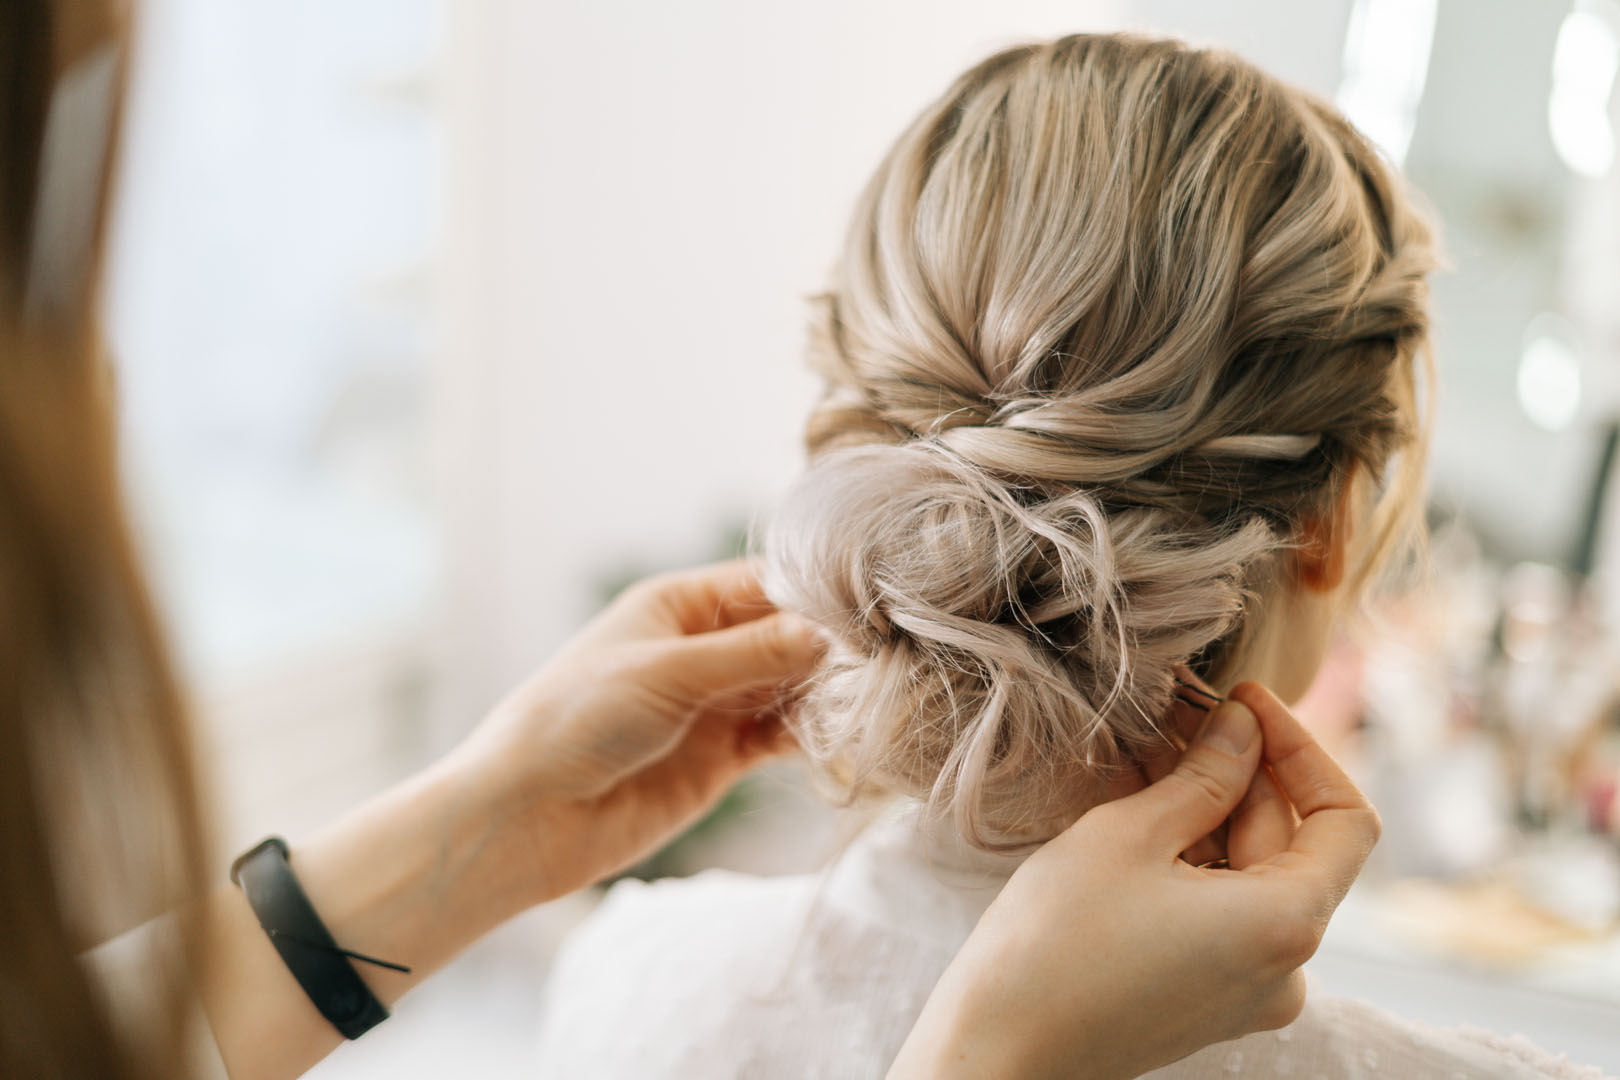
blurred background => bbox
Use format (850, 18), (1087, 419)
(104, 0), (1620, 1074)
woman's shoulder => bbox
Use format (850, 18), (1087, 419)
(1305, 992), (1610, 1080)
(547, 867), (821, 982)
(1153, 988), (1612, 1080)
(534, 865), (957, 1079)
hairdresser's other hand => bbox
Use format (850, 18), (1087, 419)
(1136, 666), (1297, 870)
(454, 560), (822, 898)
(890, 683), (1380, 1080)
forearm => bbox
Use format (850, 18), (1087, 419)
(888, 953), (1146, 1080)
(196, 746), (564, 1080)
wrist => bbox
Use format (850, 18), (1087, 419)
(442, 731), (600, 905)
(292, 754), (537, 974)
(893, 994), (1104, 1080)
(891, 955), (1028, 1079)
(201, 752), (561, 1080)
(894, 921), (1133, 1080)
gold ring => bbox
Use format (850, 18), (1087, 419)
(1196, 857), (1230, 870)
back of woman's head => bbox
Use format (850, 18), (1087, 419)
(764, 33), (1438, 848)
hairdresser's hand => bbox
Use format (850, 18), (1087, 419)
(205, 561), (820, 1080)
(890, 683), (1381, 1080)
(1134, 668), (1298, 871)
(455, 559), (822, 898)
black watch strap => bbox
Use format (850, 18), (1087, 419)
(230, 836), (393, 1040)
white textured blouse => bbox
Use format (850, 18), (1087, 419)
(534, 803), (1612, 1080)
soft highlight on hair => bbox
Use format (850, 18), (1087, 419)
(763, 33), (1439, 849)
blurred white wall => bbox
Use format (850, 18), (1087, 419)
(1126, 0), (1351, 94)
(108, 0), (444, 849)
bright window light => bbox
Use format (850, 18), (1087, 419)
(1336, 0), (1439, 166)
(1549, 7), (1620, 178)
(1517, 315), (1584, 432)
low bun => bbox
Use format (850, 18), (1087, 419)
(765, 33), (1437, 849)
(763, 440), (1275, 848)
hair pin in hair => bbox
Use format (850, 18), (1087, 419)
(1173, 678), (1223, 707)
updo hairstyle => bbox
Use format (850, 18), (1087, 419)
(764, 34), (1439, 848)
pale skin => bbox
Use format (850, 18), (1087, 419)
(198, 540), (1377, 1080)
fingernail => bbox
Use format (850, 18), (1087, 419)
(1198, 699), (1257, 756)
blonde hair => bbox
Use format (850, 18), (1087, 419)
(763, 34), (1438, 849)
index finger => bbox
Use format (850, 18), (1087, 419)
(641, 559), (780, 634)
(1227, 681), (1381, 901)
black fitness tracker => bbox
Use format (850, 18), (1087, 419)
(230, 836), (405, 1040)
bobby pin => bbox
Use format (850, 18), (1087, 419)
(1173, 678), (1223, 707)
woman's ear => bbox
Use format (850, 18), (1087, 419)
(1294, 476), (1357, 594)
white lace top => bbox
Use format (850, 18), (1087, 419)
(534, 804), (1613, 1080)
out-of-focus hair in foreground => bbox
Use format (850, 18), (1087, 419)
(766, 33), (1439, 849)
(1, 3), (210, 1078)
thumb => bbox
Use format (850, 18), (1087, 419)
(657, 612), (826, 703)
(1123, 698), (1263, 857)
